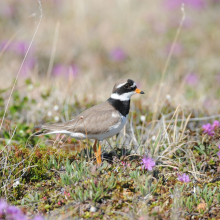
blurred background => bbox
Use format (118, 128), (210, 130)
(1, 0), (220, 124)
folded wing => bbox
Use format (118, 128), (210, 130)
(38, 101), (121, 135)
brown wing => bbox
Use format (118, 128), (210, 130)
(63, 101), (121, 135)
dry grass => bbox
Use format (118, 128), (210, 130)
(1, 0), (220, 111)
(1, 0), (220, 219)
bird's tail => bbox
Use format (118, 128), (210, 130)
(34, 123), (70, 136)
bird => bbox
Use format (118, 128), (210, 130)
(36, 79), (144, 164)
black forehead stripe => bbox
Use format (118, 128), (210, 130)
(127, 79), (134, 85)
(115, 85), (137, 95)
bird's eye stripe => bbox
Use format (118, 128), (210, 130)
(130, 83), (136, 88)
(116, 83), (127, 88)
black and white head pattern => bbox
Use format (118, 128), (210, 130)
(111, 79), (138, 101)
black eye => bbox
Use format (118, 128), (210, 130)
(124, 84), (129, 89)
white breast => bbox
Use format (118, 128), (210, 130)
(102, 114), (128, 139)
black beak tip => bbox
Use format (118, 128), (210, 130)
(140, 91), (145, 94)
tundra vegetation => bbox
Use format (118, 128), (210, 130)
(1, 0), (220, 219)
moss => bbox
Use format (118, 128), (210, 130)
(208, 158), (215, 165)
(1, 87), (220, 219)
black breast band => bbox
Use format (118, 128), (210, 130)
(107, 98), (130, 117)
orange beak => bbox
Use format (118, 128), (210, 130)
(135, 88), (144, 94)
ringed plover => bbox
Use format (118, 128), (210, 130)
(36, 79), (144, 164)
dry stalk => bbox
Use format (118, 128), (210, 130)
(152, 4), (186, 128)
(47, 21), (60, 80)
(0, 0), (43, 132)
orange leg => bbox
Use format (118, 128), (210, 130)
(92, 139), (102, 165)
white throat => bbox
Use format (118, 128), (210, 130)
(110, 91), (136, 101)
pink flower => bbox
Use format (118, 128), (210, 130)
(215, 73), (220, 83)
(14, 41), (30, 55)
(0, 199), (8, 215)
(52, 64), (79, 77)
(202, 121), (220, 136)
(212, 120), (220, 129)
(0, 199), (44, 220)
(0, 40), (34, 55)
(0, 4), (15, 18)
(121, 161), (126, 166)
(58, 201), (61, 205)
(110, 47), (127, 62)
(202, 123), (214, 136)
(177, 173), (190, 183)
(141, 157), (155, 171)
(6, 205), (22, 215)
(185, 73), (199, 86)
(0, 40), (35, 77)
(121, 161), (131, 168)
(217, 151), (220, 160)
(33, 215), (44, 220)
(165, 42), (183, 57)
(20, 58), (36, 77)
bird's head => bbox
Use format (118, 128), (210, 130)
(111, 79), (144, 101)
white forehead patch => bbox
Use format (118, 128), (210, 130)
(116, 82), (126, 88)
(130, 82), (136, 88)
(117, 82), (136, 88)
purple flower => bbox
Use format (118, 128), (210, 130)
(141, 157), (155, 171)
(20, 58), (36, 77)
(14, 214), (28, 220)
(202, 121), (220, 136)
(0, 4), (15, 18)
(33, 215), (44, 220)
(215, 73), (220, 83)
(0, 199), (44, 220)
(218, 144), (220, 149)
(52, 64), (79, 77)
(6, 205), (22, 215)
(0, 199), (7, 215)
(212, 120), (220, 129)
(0, 40), (33, 56)
(165, 42), (183, 57)
(177, 173), (191, 183)
(14, 41), (30, 55)
(202, 123), (214, 136)
(185, 73), (199, 86)
(217, 151), (220, 160)
(110, 47), (127, 62)
(164, 0), (205, 10)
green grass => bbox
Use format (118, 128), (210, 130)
(1, 83), (220, 219)
(1, 0), (220, 219)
